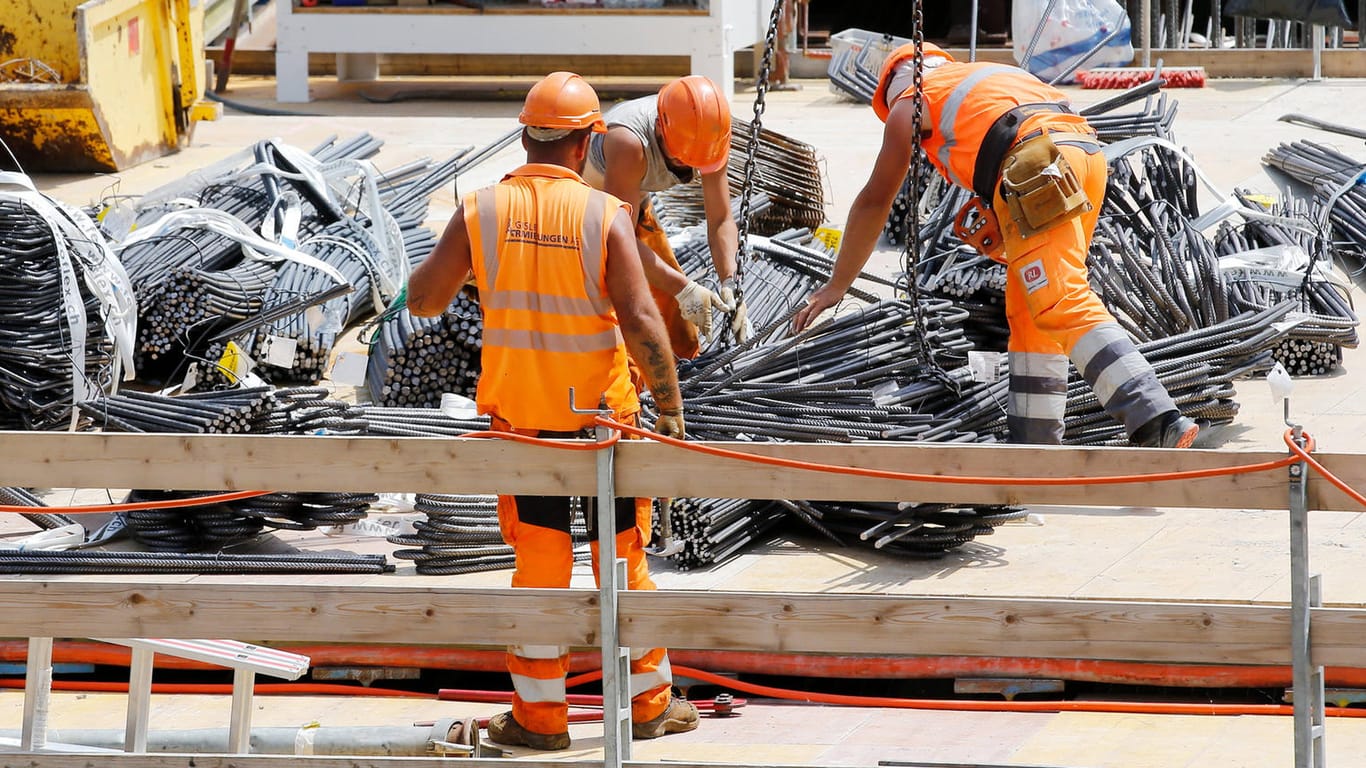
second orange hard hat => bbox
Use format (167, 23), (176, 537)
(520, 71), (608, 133)
(871, 43), (954, 123)
(656, 75), (732, 174)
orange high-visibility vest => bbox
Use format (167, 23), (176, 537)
(465, 163), (637, 431)
(892, 62), (1092, 193)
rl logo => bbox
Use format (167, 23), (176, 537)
(1022, 259), (1049, 294)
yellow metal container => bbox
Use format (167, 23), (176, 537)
(0, 0), (220, 172)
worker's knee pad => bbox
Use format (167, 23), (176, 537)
(1000, 132), (1092, 238)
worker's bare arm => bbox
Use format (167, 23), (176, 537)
(699, 167), (738, 282)
(407, 203), (474, 317)
(603, 209), (680, 412)
(792, 103), (919, 332)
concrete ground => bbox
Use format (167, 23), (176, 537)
(11, 75), (1366, 766)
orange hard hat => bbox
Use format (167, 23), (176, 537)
(519, 71), (607, 134)
(871, 42), (954, 123)
(656, 75), (732, 174)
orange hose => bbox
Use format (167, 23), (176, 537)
(0, 490), (271, 515)
(1285, 428), (1366, 509)
(0, 678), (429, 697)
(668, 664), (1366, 718)
(598, 416), (1306, 486)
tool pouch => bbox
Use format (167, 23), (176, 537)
(953, 197), (1004, 261)
(999, 132), (1092, 238)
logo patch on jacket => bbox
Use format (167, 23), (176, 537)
(1021, 260), (1049, 294)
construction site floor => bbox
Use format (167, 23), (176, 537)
(8, 76), (1366, 766)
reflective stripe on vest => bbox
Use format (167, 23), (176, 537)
(483, 326), (621, 354)
(931, 64), (1015, 189)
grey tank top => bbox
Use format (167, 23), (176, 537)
(587, 96), (693, 196)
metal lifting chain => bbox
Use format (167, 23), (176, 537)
(730, 0), (785, 340)
(902, 0), (948, 382)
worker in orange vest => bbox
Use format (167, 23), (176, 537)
(793, 44), (1199, 449)
(406, 71), (699, 750)
(583, 75), (750, 360)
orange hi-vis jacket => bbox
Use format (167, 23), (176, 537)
(465, 164), (637, 432)
(893, 61), (1092, 194)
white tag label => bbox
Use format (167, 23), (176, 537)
(968, 350), (1004, 383)
(305, 306), (326, 334)
(262, 335), (299, 368)
(182, 362), (199, 392)
(1021, 259), (1049, 294)
(331, 351), (369, 387)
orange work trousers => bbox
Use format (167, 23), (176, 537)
(491, 415), (672, 736)
(992, 134), (1177, 443)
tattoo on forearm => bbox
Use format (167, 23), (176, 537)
(640, 339), (678, 407)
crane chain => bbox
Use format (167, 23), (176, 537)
(901, 0), (951, 386)
(728, 0), (785, 345)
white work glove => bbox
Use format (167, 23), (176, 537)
(720, 278), (753, 344)
(654, 408), (686, 440)
(674, 280), (731, 340)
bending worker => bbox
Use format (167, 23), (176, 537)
(792, 44), (1198, 449)
(583, 74), (750, 356)
(406, 71), (699, 750)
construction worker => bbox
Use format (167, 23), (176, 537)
(792, 44), (1199, 449)
(405, 71), (699, 750)
(583, 74), (750, 360)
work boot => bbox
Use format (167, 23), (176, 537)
(632, 697), (699, 739)
(1133, 411), (1200, 449)
(486, 711), (570, 751)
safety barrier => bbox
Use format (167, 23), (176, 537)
(0, 428), (1363, 768)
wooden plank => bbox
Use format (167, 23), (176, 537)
(0, 583), (599, 648)
(0, 431), (1362, 510)
(2, 581), (1366, 667)
(0, 432), (598, 496)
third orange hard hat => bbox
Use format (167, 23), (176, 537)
(871, 42), (954, 123)
(656, 75), (732, 174)
(519, 71), (608, 133)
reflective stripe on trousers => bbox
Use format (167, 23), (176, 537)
(1007, 351), (1068, 444)
(997, 141), (1174, 443)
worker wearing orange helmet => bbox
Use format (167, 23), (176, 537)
(584, 74), (750, 360)
(405, 71), (699, 751)
(792, 44), (1198, 449)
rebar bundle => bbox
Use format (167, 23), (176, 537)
(79, 387), (274, 433)
(389, 494), (591, 576)
(1214, 192), (1358, 376)
(1262, 140), (1366, 262)
(365, 295), (483, 408)
(654, 498), (787, 572)
(0, 548), (393, 575)
(650, 123), (826, 236)
(134, 260), (277, 371)
(0, 197), (124, 430)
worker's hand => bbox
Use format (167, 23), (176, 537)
(719, 278), (752, 344)
(654, 408), (686, 440)
(792, 284), (843, 333)
(674, 280), (732, 340)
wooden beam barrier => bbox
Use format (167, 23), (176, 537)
(2, 582), (1366, 668)
(0, 431), (1361, 510)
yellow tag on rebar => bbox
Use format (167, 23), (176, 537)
(814, 225), (843, 251)
(218, 341), (248, 383)
(1243, 193), (1276, 210)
